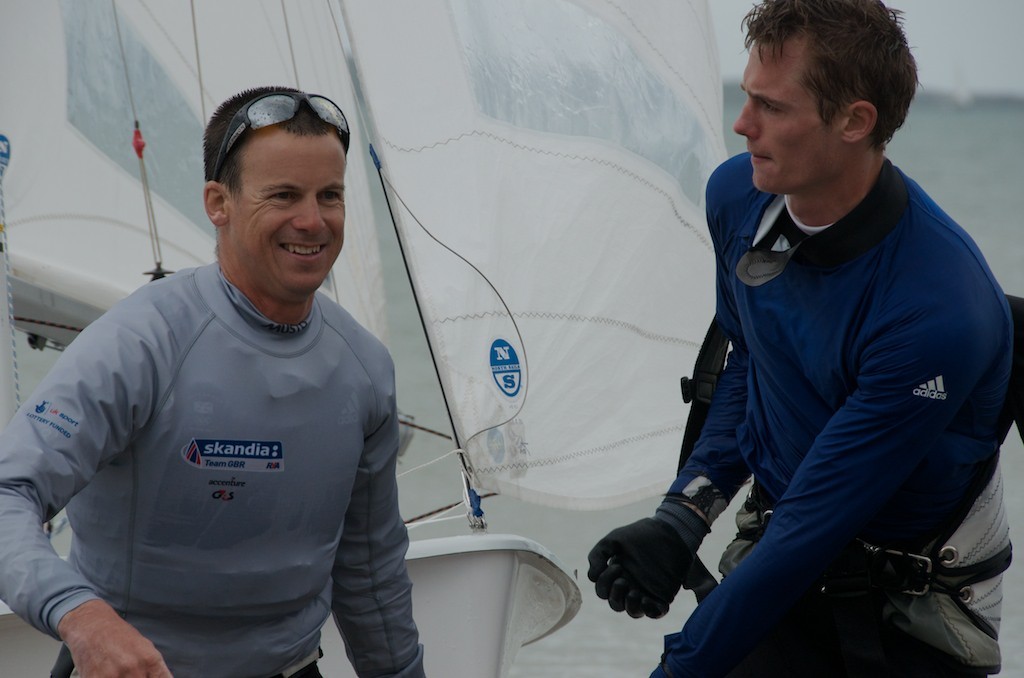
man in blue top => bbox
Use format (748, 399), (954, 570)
(588, 1), (1013, 676)
(0, 87), (424, 677)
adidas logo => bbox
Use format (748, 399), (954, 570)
(913, 376), (948, 401)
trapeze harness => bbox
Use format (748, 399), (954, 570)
(677, 294), (1023, 673)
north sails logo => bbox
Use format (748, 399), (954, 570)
(489, 338), (522, 397)
(913, 376), (948, 401)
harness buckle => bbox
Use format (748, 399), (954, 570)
(821, 542), (934, 597)
(881, 548), (932, 596)
(864, 544), (933, 596)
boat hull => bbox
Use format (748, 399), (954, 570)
(0, 533), (579, 677)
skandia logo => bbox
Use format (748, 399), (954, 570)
(182, 438), (285, 472)
(913, 376), (948, 401)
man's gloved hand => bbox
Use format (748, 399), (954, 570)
(587, 516), (697, 619)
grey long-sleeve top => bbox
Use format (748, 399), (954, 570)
(0, 264), (423, 677)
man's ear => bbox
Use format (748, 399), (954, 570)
(204, 181), (230, 228)
(840, 100), (878, 144)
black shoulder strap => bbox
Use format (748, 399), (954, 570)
(998, 294), (1024, 446)
(677, 317), (730, 473)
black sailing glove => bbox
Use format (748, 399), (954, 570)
(587, 504), (707, 619)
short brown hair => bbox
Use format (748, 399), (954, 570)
(202, 86), (337, 192)
(743, 0), (918, 148)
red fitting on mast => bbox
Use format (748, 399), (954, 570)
(132, 127), (146, 159)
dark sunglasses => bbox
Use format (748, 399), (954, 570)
(210, 91), (351, 182)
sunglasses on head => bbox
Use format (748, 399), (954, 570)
(210, 91), (351, 182)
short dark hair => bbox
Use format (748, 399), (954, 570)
(202, 86), (338, 192)
(743, 0), (918, 148)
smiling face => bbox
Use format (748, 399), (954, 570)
(204, 125), (346, 324)
(732, 37), (881, 224)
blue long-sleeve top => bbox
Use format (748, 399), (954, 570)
(661, 154), (1012, 677)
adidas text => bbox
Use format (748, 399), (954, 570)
(913, 376), (947, 401)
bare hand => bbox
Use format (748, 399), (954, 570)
(58, 599), (173, 677)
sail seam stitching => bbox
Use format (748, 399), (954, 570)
(380, 131), (713, 249)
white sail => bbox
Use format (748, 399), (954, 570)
(340, 0), (725, 510)
(0, 2), (581, 676)
(0, 0), (389, 348)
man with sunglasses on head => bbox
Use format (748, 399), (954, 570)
(0, 86), (424, 677)
(588, 1), (1013, 676)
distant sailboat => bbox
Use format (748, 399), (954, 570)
(952, 62), (975, 108)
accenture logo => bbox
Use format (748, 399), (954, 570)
(913, 376), (947, 401)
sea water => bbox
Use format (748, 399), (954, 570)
(379, 88), (1024, 676)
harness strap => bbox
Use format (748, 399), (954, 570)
(739, 452), (1009, 677)
(829, 593), (892, 678)
(827, 450), (1007, 675)
(997, 294), (1024, 446)
(676, 316), (731, 602)
(677, 317), (729, 474)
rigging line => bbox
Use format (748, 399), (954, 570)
(13, 317), (83, 334)
(396, 447), (459, 479)
(404, 492), (498, 526)
(370, 148), (462, 450)
(326, 0), (344, 51)
(318, 2), (349, 311)
(135, 1), (210, 122)
(400, 419), (453, 440)
(406, 515), (464, 529)
(280, 0), (301, 89)
(373, 162), (531, 452)
(190, 0), (206, 123)
(110, 0), (138, 123)
(110, 0), (166, 274)
(373, 154), (530, 532)
(0, 143), (21, 407)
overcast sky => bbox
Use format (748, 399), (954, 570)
(709, 1), (1024, 97)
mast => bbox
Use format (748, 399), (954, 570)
(0, 134), (21, 423)
(334, 6), (489, 530)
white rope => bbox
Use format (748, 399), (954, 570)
(111, 0), (165, 273)
(406, 513), (465, 530)
(190, 0), (206, 123)
(0, 138), (21, 407)
(396, 447), (459, 479)
(281, 0), (301, 88)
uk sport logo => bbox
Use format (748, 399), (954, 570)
(26, 400), (80, 439)
(182, 438), (285, 471)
